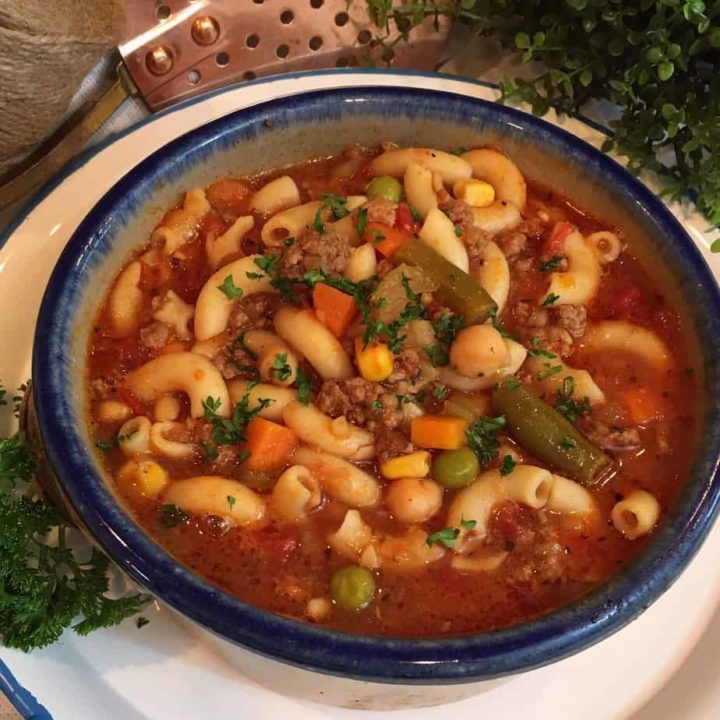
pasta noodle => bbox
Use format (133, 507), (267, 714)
(473, 241), (510, 312)
(462, 148), (527, 209)
(581, 321), (672, 371)
(273, 306), (353, 380)
(261, 201), (322, 247)
(249, 175), (301, 215)
(368, 147), (472, 185)
(611, 490), (661, 539)
(107, 261), (143, 337)
(117, 416), (151, 456)
(126, 351), (231, 418)
(206, 215), (254, 270)
(545, 229), (601, 305)
(151, 188), (210, 254)
(163, 476), (266, 525)
(418, 207), (469, 271)
(525, 356), (606, 405)
(228, 380), (296, 421)
(194, 255), (278, 340)
(270, 465), (323, 522)
(283, 401), (375, 460)
(403, 162), (438, 219)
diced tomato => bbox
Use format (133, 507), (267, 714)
(118, 385), (149, 417)
(254, 527), (298, 563)
(543, 221), (575, 255)
(610, 284), (642, 319)
(205, 178), (252, 216)
(394, 202), (416, 234)
(199, 210), (229, 242)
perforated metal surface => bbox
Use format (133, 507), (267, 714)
(120, 0), (451, 109)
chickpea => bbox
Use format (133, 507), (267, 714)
(385, 477), (443, 524)
(449, 325), (509, 379)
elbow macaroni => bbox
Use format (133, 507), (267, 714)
(545, 229), (601, 305)
(206, 215), (254, 270)
(581, 321), (672, 371)
(126, 351), (231, 418)
(194, 255), (278, 340)
(403, 162), (437, 219)
(418, 207), (469, 272)
(369, 147), (472, 185)
(283, 402), (375, 461)
(249, 175), (301, 215)
(274, 306), (354, 380)
(151, 188), (210, 254)
(611, 489), (661, 539)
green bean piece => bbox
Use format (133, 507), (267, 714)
(432, 447), (480, 489)
(394, 240), (497, 325)
(492, 381), (611, 484)
(366, 176), (403, 202)
(330, 565), (376, 611)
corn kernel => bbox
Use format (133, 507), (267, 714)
(453, 179), (496, 208)
(117, 459), (169, 499)
(380, 450), (432, 479)
(354, 338), (394, 382)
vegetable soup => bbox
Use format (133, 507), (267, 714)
(86, 144), (696, 636)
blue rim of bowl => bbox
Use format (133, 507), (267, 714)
(31, 84), (720, 684)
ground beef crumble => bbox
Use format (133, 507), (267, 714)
(280, 227), (351, 277)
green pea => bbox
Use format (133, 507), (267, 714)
(330, 565), (376, 611)
(431, 447), (480, 489)
(366, 176), (403, 203)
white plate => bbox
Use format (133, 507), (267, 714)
(1, 70), (719, 720)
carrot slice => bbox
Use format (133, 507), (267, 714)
(622, 387), (667, 425)
(243, 417), (298, 471)
(312, 283), (358, 338)
(363, 221), (409, 259)
(411, 415), (469, 450)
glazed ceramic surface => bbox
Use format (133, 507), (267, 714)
(3, 69), (720, 717)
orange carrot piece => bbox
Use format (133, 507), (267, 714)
(410, 415), (469, 450)
(312, 283), (358, 337)
(622, 387), (667, 425)
(243, 417), (298, 471)
(363, 221), (409, 259)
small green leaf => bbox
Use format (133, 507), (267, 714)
(658, 61), (674, 81)
(217, 275), (244, 300)
(515, 32), (531, 49)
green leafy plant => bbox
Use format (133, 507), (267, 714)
(0, 433), (148, 651)
(358, 0), (720, 233)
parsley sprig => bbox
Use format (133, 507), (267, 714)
(554, 376), (591, 423)
(426, 518), (477, 549)
(0, 432), (147, 651)
(466, 415), (506, 468)
(202, 386), (273, 451)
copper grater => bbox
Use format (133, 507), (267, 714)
(0, 1), (451, 207)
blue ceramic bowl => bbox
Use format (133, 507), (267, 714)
(32, 86), (720, 684)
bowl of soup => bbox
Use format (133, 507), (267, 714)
(31, 87), (720, 708)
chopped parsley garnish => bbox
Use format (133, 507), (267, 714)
(396, 394), (412, 409)
(423, 343), (449, 367)
(314, 193), (349, 233)
(504, 377), (522, 390)
(135, 616), (150, 629)
(431, 313), (463, 346)
(202, 389), (273, 450)
(371, 399), (383, 412)
(217, 274), (244, 300)
(432, 385), (450, 400)
(202, 442), (220, 459)
(296, 367), (315, 406)
(538, 364), (563, 380)
(284, 237), (295, 247)
(561, 437), (578, 450)
(540, 255), (564, 272)
(454, 225), (463, 237)
(357, 207), (368, 237)
(245, 271), (265, 280)
(253, 254), (297, 302)
(160, 504), (189, 528)
(466, 415), (506, 468)
(370, 228), (386, 245)
(117, 429), (138, 443)
(409, 205), (421, 222)
(500, 454), (516, 476)
(553, 376), (591, 423)
(271, 353), (292, 382)
(95, 440), (113, 452)
(527, 335), (557, 359)
(226, 495), (236, 510)
(542, 293), (560, 306)
(453, 146), (469, 155)
(488, 307), (517, 341)
(426, 518), (477, 549)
